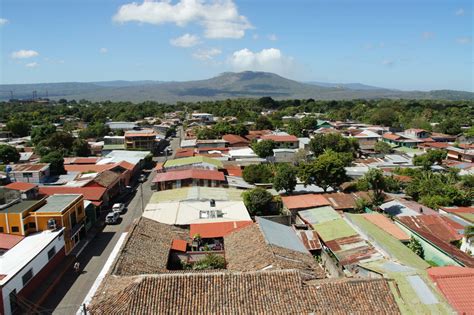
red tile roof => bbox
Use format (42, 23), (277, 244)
(170, 239), (187, 252)
(428, 266), (474, 314)
(419, 142), (450, 149)
(0, 233), (24, 250)
(397, 216), (474, 267)
(39, 186), (106, 202)
(282, 194), (330, 210)
(115, 161), (135, 171)
(261, 134), (299, 142)
(222, 134), (250, 145)
(174, 149), (195, 158)
(152, 169), (225, 183)
(362, 214), (410, 241)
(190, 221), (252, 238)
(382, 133), (401, 141)
(64, 157), (101, 165)
(440, 206), (474, 214)
(5, 182), (37, 191)
(65, 164), (112, 173)
(399, 215), (462, 242)
(225, 166), (243, 177)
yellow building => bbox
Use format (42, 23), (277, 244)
(0, 194), (86, 255)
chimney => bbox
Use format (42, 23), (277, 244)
(210, 199), (216, 207)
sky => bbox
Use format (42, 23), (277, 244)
(0, 0), (473, 91)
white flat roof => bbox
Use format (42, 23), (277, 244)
(143, 200), (251, 225)
(0, 228), (64, 285)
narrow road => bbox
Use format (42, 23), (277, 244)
(42, 128), (183, 314)
(41, 171), (154, 314)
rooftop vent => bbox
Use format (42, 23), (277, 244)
(210, 199), (216, 207)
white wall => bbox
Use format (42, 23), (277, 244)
(1, 235), (65, 315)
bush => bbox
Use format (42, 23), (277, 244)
(242, 164), (273, 184)
(183, 253), (225, 270)
(242, 188), (274, 216)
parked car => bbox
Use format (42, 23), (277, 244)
(105, 212), (120, 224)
(112, 203), (126, 214)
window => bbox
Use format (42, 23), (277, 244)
(22, 172), (33, 178)
(0, 227), (3, 233)
(24, 224), (28, 232)
(11, 226), (19, 233)
(22, 269), (33, 286)
(47, 246), (56, 260)
(28, 222), (36, 229)
(77, 206), (83, 215)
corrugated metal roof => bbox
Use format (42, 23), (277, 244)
(256, 217), (308, 254)
(298, 206), (340, 226)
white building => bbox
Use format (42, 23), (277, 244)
(0, 229), (65, 315)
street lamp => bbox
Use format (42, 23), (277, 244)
(139, 175), (146, 213)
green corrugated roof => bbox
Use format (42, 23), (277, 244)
(360, 261), (453, 314)
(0, 199), (44, 214)
(347, 213), (429, 270)
(298, 206), (340, 225)
(458, 213), (474, 223)
(149, 187), (243, 204)
(164, 156), (223, 168)
(103, 144), (125, 150)
(312, 218), (358, 241)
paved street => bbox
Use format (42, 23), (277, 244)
(42, 129), (182, 314)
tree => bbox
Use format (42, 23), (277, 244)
(308, 133), (358, 158)
(354, 197), (372, 213)
(40, 151), (65, 176)
(196, 127), (218, 140)
(255, 116), (274, 130)
(242, 164), (273, 184)
(47, 131), (75, 152)
(286, 120), (304, 137)
(79, 122), (110, 139)
(273, 164), (297, 194)
(242, 188), (274, 216)
(413, 149), (447, 170)
(252, 140), (276, 158)
(407, 236), (424, 259)
(0, 145), (20, 164)
(298, 150), (347, 192)
(374, 141), (392, 154)
(31, 124), (56, 145)
(364, 168), (387, 206)
(7, 119), (31, 137)
(72, 139), (90, 156)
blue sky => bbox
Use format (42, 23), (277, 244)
(1, 0), (472, 91)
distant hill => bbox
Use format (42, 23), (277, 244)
(1, 71), (472, 102)
(307, 81), (390, 91)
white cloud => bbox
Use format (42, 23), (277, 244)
(456, 36), (472, 45)
(267, 34), (277, 41)
(99, 47), (108, 54)
(0, 18), (8, 26)
(455, 8), (465, 16)
(252, 33), (259, 40)
(229, 48), (295, 75)
(25, 62), (39, 68)
(11, 49), (39, 59)
(170, 33), (200, 47)
(382, 59), (395, 67)
(192, 48), (222, 60)
(421, 32), (435, 40)
(113, 0), (252, 39)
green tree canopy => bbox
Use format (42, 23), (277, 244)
(308, 133), (358, 159)
(273, 164), (297, 194)
(374, 141), (392, 154)
(7, 119), (31, 137)
(298, 150), (347, 192)
(31, 124), (57, 145)
(252, 140), (276, 158)
(413, 149), (447, 170)
(242, 164), (273, 184)
(255, 116), (274, 130)
(0, 145), (20, 164)
(40, 151), (65, 176)
(242, 187), (274, 216)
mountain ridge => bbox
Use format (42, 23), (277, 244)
(1, 71), (472, 102)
